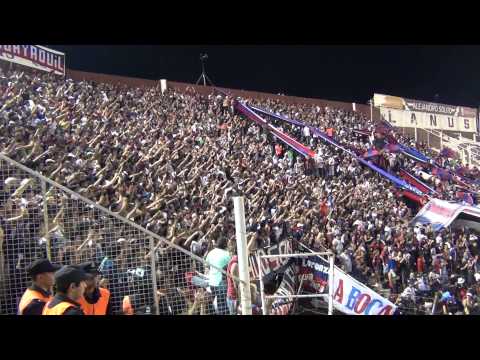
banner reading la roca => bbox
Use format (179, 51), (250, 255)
(0, 45), (65, 76)
(299, 256), (397, 315)
(247, 240), (395, 315)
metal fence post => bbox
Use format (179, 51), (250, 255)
(233, 196), (252, 315)
(41, 179), (51, 261)
(258, 255), (267, 315)
(149, 237), (160, 315)
(328, 253), (335, 315)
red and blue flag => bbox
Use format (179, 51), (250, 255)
(363, 148), (380, 159)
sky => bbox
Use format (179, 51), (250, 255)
(48, 45), (480, 108)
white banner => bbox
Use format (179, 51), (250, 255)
(0, 45), (65, 76)
(300, 256), (397, 315)
(374, 93), (477, 133)
(411, 198), (480, 232)
(331, 264), (397, 315)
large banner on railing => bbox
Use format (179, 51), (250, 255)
(0, 45), (65, 76)
(270, 264), (297, 315)
(411, 198), (480, 232)
(373, 93), (477, 133)
(248, 239), (293, 280)
(298, 256), (396, 315)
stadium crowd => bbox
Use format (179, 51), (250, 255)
(1, 65), (480, 315)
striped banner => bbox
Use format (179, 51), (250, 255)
(235, 100), (316, 158)
(399, 169), (437, 195)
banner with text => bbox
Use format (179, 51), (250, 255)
(373, 93), (477, 133)
(0, 45), (65, 76)
(248, 239), (293, 280)
(298, 256), (397, 315)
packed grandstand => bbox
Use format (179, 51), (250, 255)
(1, 46), (480, 315)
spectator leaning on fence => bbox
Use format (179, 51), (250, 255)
(226, 245), (239, 315)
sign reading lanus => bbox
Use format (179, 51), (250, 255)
(0, 45), (65, 76)
(373, 93), (477, 133)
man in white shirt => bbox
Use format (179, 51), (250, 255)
(302, 126), (311, 143)
(191, 238), (232, 315)
(328, 157), (336, 178)
(339, 251), (352, 273)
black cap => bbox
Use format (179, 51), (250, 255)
(54, 266), (88, 289)
(75, 261), (101, 276)
(27, 259), (61, 277)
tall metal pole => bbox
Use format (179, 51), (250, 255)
(149, 236), (160, 315)
(233, 196), (252, 315)
(258, 255), (267, 315)
(328, 252), (335, 315)
(41, 180), (51, 261)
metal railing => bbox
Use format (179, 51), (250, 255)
(0, 153), (242, 315)
(422, 127), (480, 165)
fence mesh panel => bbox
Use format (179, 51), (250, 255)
(0, 154), (238, 315)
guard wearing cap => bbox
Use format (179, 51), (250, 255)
(42, 266), (88, 315)
(76, 262), (112, 315)
(18, 259), (61, 315)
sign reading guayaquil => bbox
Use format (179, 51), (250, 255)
(0, 45), (65, 76)
(373, 93), (477, 133)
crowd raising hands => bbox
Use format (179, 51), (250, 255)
(1, 64), (480, 315)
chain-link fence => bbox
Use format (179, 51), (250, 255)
(0, 153), (241, 315)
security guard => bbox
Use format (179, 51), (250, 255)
(42, 266), (88, 315)
(76, 262), (112, 315)
(18, 259), (61, 315)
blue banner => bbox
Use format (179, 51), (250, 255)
(398, 144), (432, 164)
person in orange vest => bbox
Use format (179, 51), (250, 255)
(42, 266), (88, 315)
(18, 259), (61, 315)
(76, 262), (112, 315)
(122, 294), (135, 315)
